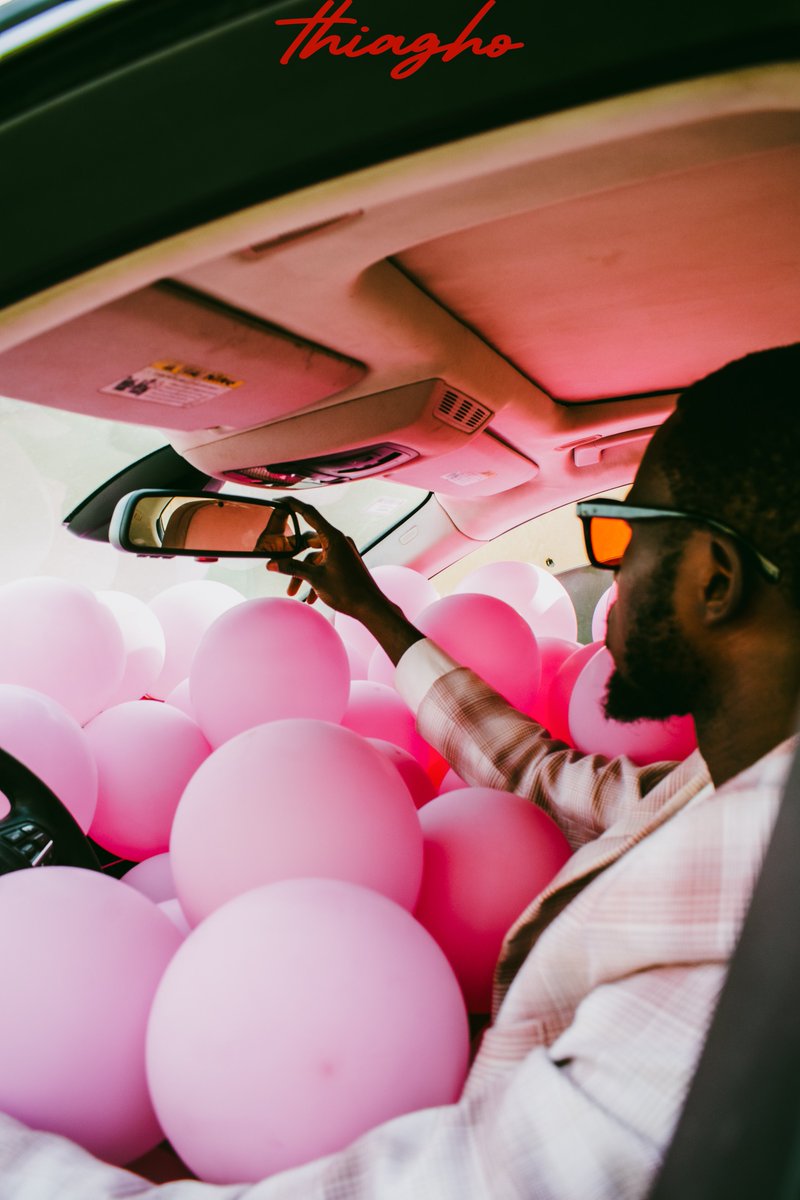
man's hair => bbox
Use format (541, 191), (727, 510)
(655, 343), (800, 607)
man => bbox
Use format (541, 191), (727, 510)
(1, 344), (798, 1196)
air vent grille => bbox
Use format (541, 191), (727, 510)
(433, 389), (492, 433)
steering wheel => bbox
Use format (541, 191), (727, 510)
(0, 747), (101, 875)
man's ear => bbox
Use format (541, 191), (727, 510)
(702, 534), (747, 625)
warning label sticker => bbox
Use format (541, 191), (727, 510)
(101, 361), (243, 408)
(440, 469), (496, 486)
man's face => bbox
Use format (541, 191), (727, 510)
(603, 433), (712, 723)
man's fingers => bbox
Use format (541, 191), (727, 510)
(278, 497), (337, 540)
(266, 557), (317, 585)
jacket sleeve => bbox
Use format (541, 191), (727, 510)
(416, 665), (703, 848)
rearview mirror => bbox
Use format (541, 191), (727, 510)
(109, 490), (303, 558)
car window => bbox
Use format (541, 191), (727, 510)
(434, 488), (626, 642)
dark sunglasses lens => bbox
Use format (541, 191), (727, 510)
(590, 516), (632, 567)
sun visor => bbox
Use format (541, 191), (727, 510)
(0, 282), (366, 432)
(171, 379), (538, 498)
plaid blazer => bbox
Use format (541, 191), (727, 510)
(0, 666), (792, 1200)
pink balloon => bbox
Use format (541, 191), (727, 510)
(148, 580), (244, 699)
(157, 899), (191, 939)
(526, 636), (582, 726)
(85, 701), (211, 861)
(341, 635), (371, 681)
(437, 768), (468, 794)
(0, 867), (181, 1164)
(371, 565), (439, 619)
(163, 678), (195, 719)
(544, 641), (604, 743)
(368, 738), (437, 809)
(415, 593), (542, 712)
(122, 853), (176, 903)
(190, 598), (350, 747)
(342, 681), (431, 768)
(171, 719), (423, 925)
(367, 643), (397, 688)
(0, 684), (97, 831)
(591, 583), (618, 642)
(96, 590), (166, 705)
(568, 647), (697, 765)
(0, 577), (125, 723)
(414, 788), (572, 1012)
(147, 878), (469, 1182)
(333, 611), (378, 669)
(453, 560), (578, 641)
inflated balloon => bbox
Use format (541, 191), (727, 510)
(0, 867), (181, 1164)
(96, 590), (166, 705)
(368, 738), (437, 809)
(591, 583), (618, 642)
(415, 593), (541, 712)
(342, 681), (431, 769)
(190, 598), (350, 747)
(85, 701), (211, 861)
(0, 684), (97, 831)
(453, 560), (578, 642)
(437, 768), (468, 794)
(371, 565), (439, 619)
(122, 853), (176, 903)
(164, 679), (195, 719)
(343, 639), (371, 681)
(147, 878), (469, 1183)
(148, 580), (244, 699)
(332, 611), (378, 673)
(367, 643), (396, 688)
(543, 641), (604, 743)
(333, 567), (438, 676)
(157, 899), (191, 939)
(414, 788), (572, 1012)
(526, 636), (582, 726)
(171, 719), (423, 925)
(568, 647), (697, 765)
(0, 577), (125, 724)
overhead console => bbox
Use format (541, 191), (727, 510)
(171, 378), (539, 499)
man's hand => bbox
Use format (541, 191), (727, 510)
(266, 498), (424, 665)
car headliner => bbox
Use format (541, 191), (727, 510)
(0, 0), (798, 566)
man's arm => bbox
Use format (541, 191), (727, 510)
(265, 499), (424, 666)
(266, 501), (688, 844)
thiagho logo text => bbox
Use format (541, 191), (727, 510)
(275, 0), (524, 80)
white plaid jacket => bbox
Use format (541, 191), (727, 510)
(0, 664), (792, 1200)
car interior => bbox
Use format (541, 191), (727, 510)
(0, 0), (799, 1191)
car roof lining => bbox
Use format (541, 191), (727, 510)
(1, 63), (798, 544)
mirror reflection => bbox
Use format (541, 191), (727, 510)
(124, 494), (300, 556)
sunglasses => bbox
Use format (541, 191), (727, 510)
(576, 499), (781, 583)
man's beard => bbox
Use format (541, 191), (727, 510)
(604, 546), (713, 724)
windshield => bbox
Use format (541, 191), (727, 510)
(0, 396), (429, 600)
(0, 0), (129, 58)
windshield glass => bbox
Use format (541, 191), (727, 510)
(0, 396), (429, 600)
(0, 0), (128, 56)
